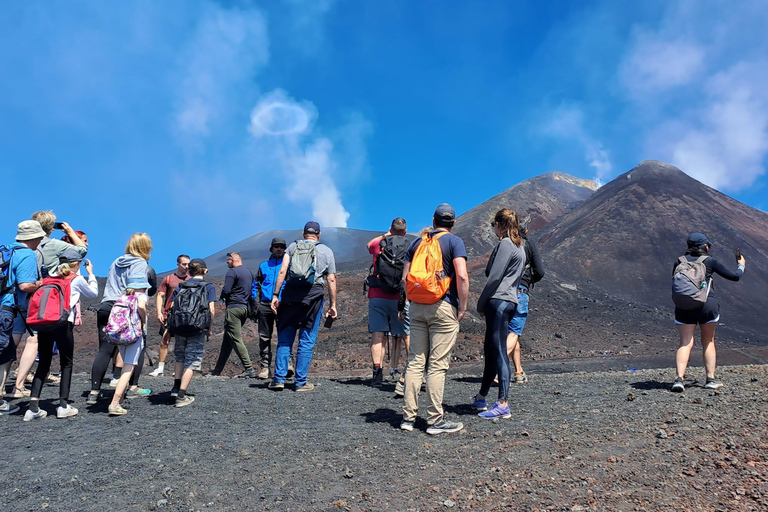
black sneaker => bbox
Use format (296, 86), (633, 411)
(426, 419), (464, 435)
(237, 369), (257, 379)
(671, 378), (685, 393)
(267, 379), (284, 391)
(371, 367), (383, 388)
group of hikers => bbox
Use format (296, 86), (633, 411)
(0, 205), (747, 434)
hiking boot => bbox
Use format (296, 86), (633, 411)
(175, 395), (195, 408)
(23, 409), (48, 422)
(400, 420), (414, 432)
(0, 400), (20, 415)
(514, 372), (528, 383)
(256, 368), (269, 380)
(148, 367), (164, 377)
(237, 369), (257, 379)
(295, 382), (315, 392)
(704, 378), (723, 390)
(478, 402), (512, 420)
(671, 378), (685, 393)
(371, 367), (383, 388)
(108, 404), (127, 416)
(86, 392), (101, 405)
(56, 404), (79, 419)
(426, 419), (464, 435)
(126, 388), (151, 398)
(268, 380), (284, 391)
(5, 387), (30, 399)
(471, 396), (488, 411)
(394, 379), (404, 397)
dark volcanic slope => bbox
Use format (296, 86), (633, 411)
(453, 172), (597, 259)
(538, 160), (768, 341)
(202, 227), (381, 276)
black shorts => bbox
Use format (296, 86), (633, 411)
(674, 296), (719, 325)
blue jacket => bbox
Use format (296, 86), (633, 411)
(253, 256), (284, 302)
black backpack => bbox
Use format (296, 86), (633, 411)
(0, 245), (19, 298)
(168, 281), (212, 337)
(370, 235), (410, 294)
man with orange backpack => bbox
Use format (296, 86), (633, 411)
(400, 204), (469, 435)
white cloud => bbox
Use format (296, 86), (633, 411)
(541, 105), (612, 185)
(620, 34), (704, 96)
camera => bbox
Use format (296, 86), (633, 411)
(54, 222), (65, 230)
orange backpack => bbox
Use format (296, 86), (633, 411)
(406, 231), (451, 304)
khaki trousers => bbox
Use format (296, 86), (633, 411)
(402, 300), (460, 424)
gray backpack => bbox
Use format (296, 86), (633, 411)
(287, 240), (318, 287)
(671, 255), (710, 310)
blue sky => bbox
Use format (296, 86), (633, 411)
(2, 0), (767, 272)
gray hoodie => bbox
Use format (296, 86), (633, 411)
(102, 255), (149, 303)
(476, 237), (526, 313)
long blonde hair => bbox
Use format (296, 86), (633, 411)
(493, 209), (522, 246)
(125, 233), (153, 261)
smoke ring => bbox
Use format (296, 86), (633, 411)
(251, 102), (310, 136)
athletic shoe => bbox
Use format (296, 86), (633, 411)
(471, 396), (488, 411)
(0, 400), (20, 415)
(56, 404), (79, 419)
(175, 395), (195, 408)
(478, 402), (512, 419)
(236, 369), (257, 379)
(23, 409), (48, 422)
(25, 373), (33, 384)
(295, 382), (315, 392)
(426, 419), (464, 435)
(126, 388), (151, 398)
(267, 380), (284, 391)
(4, 387), (31, 399)
(108, 404), (127, 416)
(704, 378), (723, 390)
(400, 420), (414, 432)
(148, 367), (164, 377)
(86, 392), (100, 405)
(286, 366), (295, 379)
(514, 372), (528, 383)
(371, 368), (383, 388)
(170, 387), (180, 398)
(46, 374), (61, 384)
(394, 379), (405, 397)
(671, 378), (685, 393)
(256, 368), (269, 380)
(109, 378), (119, 388)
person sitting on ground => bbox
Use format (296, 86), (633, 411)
(0, 221), (44, 416)
(253, 238), (289, 380)
(150, 254), (190, 377)
(24, 249), (98, 421)
(472, 209), (526, 420)
(88, 233), (153, 405)
(365, 218), (409, 388)
(166, 258), (216, 407)
(505, 216), (544, 384)
(269, 222), (338, 392)
(211, 252), (255, 377)
(671, 233), (746, 392)
(108, 276), (150, 416)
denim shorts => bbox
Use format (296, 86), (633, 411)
(118, 337), (144, 366)
(175, 332), (206, 371)
(368, 298), (406, 336)
(508, 289), (529, 335)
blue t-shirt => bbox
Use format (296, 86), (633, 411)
(404, 230), (468, 307)
(1, 243), (39, 309)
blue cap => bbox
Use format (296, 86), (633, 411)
(687, 233), (711, 247)
(126, 275), (150, 290)
(59, 248), (84, 263)
(303, 221), (321, 234)
(433, 203), (456, 221)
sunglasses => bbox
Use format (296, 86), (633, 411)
(489, 222), (496, 228)
(272, 245), (286, 249)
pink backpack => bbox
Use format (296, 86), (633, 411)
(104, 294), (143, 345)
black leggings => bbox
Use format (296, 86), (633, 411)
(90, 302), (145, 391)
(479, 298), (517, 402)
(31, 323), (75, 402)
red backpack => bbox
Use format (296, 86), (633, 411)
(26, 276), (72, 331)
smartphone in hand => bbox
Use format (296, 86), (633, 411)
(324, 315), (335, 329)
(54, 222), (64, 230)
(735, 248), (741, 261)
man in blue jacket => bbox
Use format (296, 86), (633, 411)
(253, 237), (287, 380)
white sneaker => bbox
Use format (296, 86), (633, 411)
(57, 404), (79, 419)
(149, 368), (164, 377)
(23, 409), (48, 422)
(109, 378), (119, 388)
(0, 400), (20, 415)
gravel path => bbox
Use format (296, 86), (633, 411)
(3, 365), (768, 511)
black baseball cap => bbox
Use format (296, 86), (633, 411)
(303, 221), (321, 234)
(190, 258), (207, 268)
(271, 237), (287, 248)
(687, 233), (711, 247)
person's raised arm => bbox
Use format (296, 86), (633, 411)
(711, 256), (746, 282)
(270, 252), (291, 314)
(454, 256), (469, 322)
